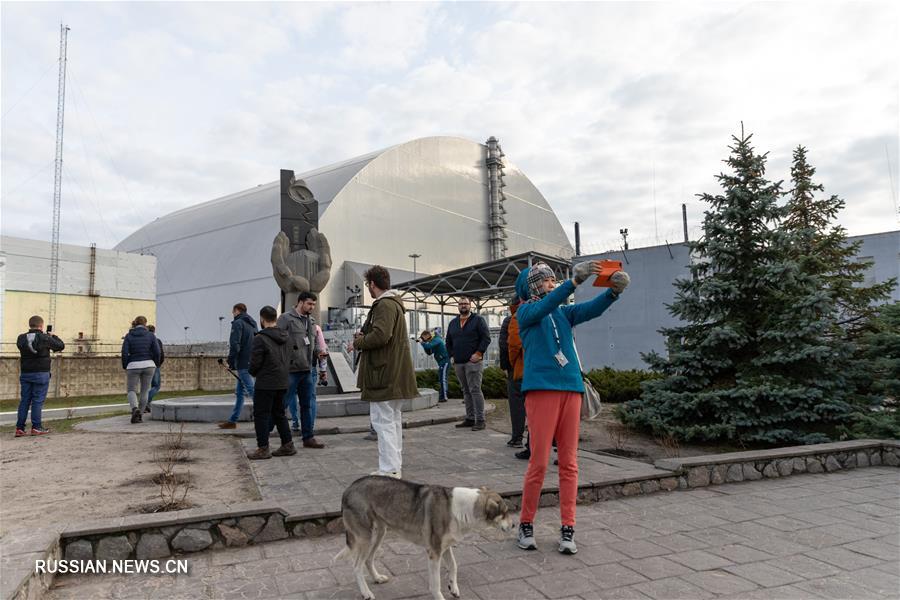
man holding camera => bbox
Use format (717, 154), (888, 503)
(218, 303), (258, 429)
(15, 315), (65, 436)
(417, 329), (449, 402)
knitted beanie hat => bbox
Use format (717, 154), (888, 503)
(526, 262), (556, 298)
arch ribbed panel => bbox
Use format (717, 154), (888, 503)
(116, 137), (572, 342)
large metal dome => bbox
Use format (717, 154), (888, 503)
(116, 136), (573, 342)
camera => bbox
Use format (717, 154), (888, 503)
(47, 324), (53, 333)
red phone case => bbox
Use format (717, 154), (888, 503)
(593, 260), (622, 287)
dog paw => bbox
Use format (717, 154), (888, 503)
(449, 583), (461, 598)
(373, 573), (390, 584)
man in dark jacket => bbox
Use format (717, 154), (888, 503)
(15, 315), (65, 436)
(122, 316), (161, 423)
(219, 303), (258, 429)
(247, 305), (295, 460)
(445, 297), (491, 430)
(348, 265), (418, 478)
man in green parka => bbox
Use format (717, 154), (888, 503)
(348, 265), (418, 478)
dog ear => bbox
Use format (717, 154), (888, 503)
(485, 498), (501, 520)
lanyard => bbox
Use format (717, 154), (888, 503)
(548, 314), (561, 351)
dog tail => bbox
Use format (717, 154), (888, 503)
(332, 530), (353, 564)
(332, 545), (350, 564)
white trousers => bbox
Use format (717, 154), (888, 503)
(370, 400), (403, 473)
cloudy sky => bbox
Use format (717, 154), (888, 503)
(2, 1), (898, 255)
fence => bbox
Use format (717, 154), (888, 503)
(0, 356), (234, 401)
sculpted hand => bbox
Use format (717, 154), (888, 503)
(271, 229), (333, 293)
(572, 260), (600, 285)
(610, 271), (630, 294)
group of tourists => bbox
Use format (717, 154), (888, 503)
(13, 257), (630, 557)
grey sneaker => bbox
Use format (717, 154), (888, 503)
(517, 522), (537, 550)
(559, 525), (577, 555)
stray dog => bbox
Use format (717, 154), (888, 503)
(334, 475), (516, 600)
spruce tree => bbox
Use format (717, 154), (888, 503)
(619, 130), (851, 445)
(783, 146), (895, 340)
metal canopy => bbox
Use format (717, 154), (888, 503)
(395, 251), (572, 307)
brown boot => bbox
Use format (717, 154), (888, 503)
(302, 437), (325, 449)
(247, 447), (271, 460)
(272, 441), (297, 456)
(218, 421), (236, 429)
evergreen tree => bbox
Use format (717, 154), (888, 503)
(619, 130), (851, 445)
(783, 146), (895, 340)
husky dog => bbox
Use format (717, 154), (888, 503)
(334, 475), (516, 600)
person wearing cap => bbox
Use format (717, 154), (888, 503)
(513, 260), (630, 556)
(418, 329), (450, 402)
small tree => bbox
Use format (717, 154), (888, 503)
(619, 129), (851, 445)
(783, 146), (895, 340)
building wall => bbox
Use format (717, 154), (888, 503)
(1, 236), (157, 352)
(1, 291), (156, 353)
(574, 231), (899, 371)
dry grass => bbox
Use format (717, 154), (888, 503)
(152, 423), (193, 511)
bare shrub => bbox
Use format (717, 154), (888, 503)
(606, 423), (632, 451)
(654, 433), (681, 458)
(152, 424), (192, 511)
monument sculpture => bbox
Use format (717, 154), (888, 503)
(270, 170), (332, 310)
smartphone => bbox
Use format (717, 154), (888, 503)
(47, 324), (53, 333)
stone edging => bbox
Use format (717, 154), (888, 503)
(4, 439), (898, 600)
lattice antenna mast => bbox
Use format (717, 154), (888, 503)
(49, 23), (70, 329)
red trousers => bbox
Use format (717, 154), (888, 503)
(520, 390), (582, 526)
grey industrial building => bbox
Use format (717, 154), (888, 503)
(573, 230), (900, 371)
(116, 136), (574, 342)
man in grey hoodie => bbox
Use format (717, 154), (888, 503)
(277, 291), (326, 448)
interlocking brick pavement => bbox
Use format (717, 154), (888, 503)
(47, 467), (898, 599)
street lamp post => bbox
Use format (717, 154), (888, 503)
(218, 316), (225, 342)
(184, 326), (190, 345)
(408, 253), (421, 333)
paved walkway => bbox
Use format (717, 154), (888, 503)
(244, 425), (665, 517)
(50, 468), (899, 599)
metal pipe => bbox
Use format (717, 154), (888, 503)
(574, 222), (581, 256)
(682, 203), (689, 243)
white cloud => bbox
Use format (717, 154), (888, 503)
(1, 1), (897, 254)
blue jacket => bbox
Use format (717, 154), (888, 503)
(515, 269), (618, 393)
(121, 326), (161, 369)
(228, 312), (258, 370)
(420, 335), (450, 366)
(445, 313), (491, 363)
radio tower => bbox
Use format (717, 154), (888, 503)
(48, 23), (70, 330)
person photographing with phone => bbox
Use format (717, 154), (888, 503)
(514, 260), (630, 556)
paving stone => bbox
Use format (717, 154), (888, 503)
(666, 549), (734, 571)
(723, 561), (804, 587)
(795, 574), (884, 599)
(473, 578), (548, 600)
(621, 556), (692, 580)
(631, 576), (715, 600)
(526, 570), (596, 598)
(805, 546), (883, 570)
(841, 537), (900, 561)
(608, 539), (671, 559)
(575, 562), (648, 588)
(210, 545), (265, 566)
(706, 544), (773, 564)
(211, 577), (280, 599)
(646, 534), (709, 552)
(275, 567), (338, 594)
(681, 569), (758, 595)
(850, 565), (900, 597)
(570, 543), (629, 566)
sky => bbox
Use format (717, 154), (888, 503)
(2, 1), (898, 256)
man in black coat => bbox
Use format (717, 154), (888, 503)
(445, 297), (491, 431)
(15, 315), (64, 436)
(219, 303), (258, 429)
(247, 305), (295, 459)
